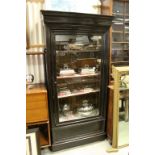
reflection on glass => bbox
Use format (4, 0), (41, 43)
(125, 2), (129, 15)
(112, 43), (129, 62)
(112, 0), (129, 65)
(113, 1), (124, 15)
(55, 35), (102, 122)
(118, 74), (129, 146)
(112, 33), (124, 42)
(118, 103), (129, 145)
(112, 22), (124, 31)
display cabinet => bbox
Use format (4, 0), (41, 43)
(42, 10), (113, 151)
(111, 0), (129, 66)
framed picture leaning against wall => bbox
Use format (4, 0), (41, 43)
(26, 128), (41, 155)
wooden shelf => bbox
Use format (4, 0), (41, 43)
(27, 120), (49, 126)
(57, 80), (99, 87)
(112, 56), (128, 58)
(58, 89), (100, 99)
(112, 31), (129, 34)
(112, 42), (128, 44)
(112, 31), (123, 33)
(112, 49), (128, 51)
(113, 13), (129, 16)
(111, 61), (129, 64)
(56, 49), (101, 54)
(26, 83), (47, 94)
(26, 51), (45, 55)
(57, 73), (100, 80)
(124, 21), (129, 23)
(39, 130), (49, 147)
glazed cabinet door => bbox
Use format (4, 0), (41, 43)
(53, 34), (105, 124)
(112, 0), (129, 65)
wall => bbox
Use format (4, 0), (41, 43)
(26, 0), (45, 84)
(26, 0), (112, 84)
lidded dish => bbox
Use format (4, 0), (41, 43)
(80, 65), (95, 75)
(60, 64), (75, 76)
(58, 87), (71, 96)
(77, 100), (94, 117)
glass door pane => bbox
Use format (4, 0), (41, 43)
(112, 0), (129, 64)
(55, 34), (103, 123)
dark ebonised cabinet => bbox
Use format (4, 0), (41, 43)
(41, 10), (113, 151)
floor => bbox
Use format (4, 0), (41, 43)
(118, 121), (129, 146)
(41, 140), (129, 155)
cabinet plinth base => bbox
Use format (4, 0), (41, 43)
(50, 132), (106, 151)
(50, 119), (106, 151)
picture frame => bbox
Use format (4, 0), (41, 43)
(26, 128), (41, 155)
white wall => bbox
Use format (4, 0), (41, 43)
(26, 0), (109, 84)
(26, 1), (45, 84)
